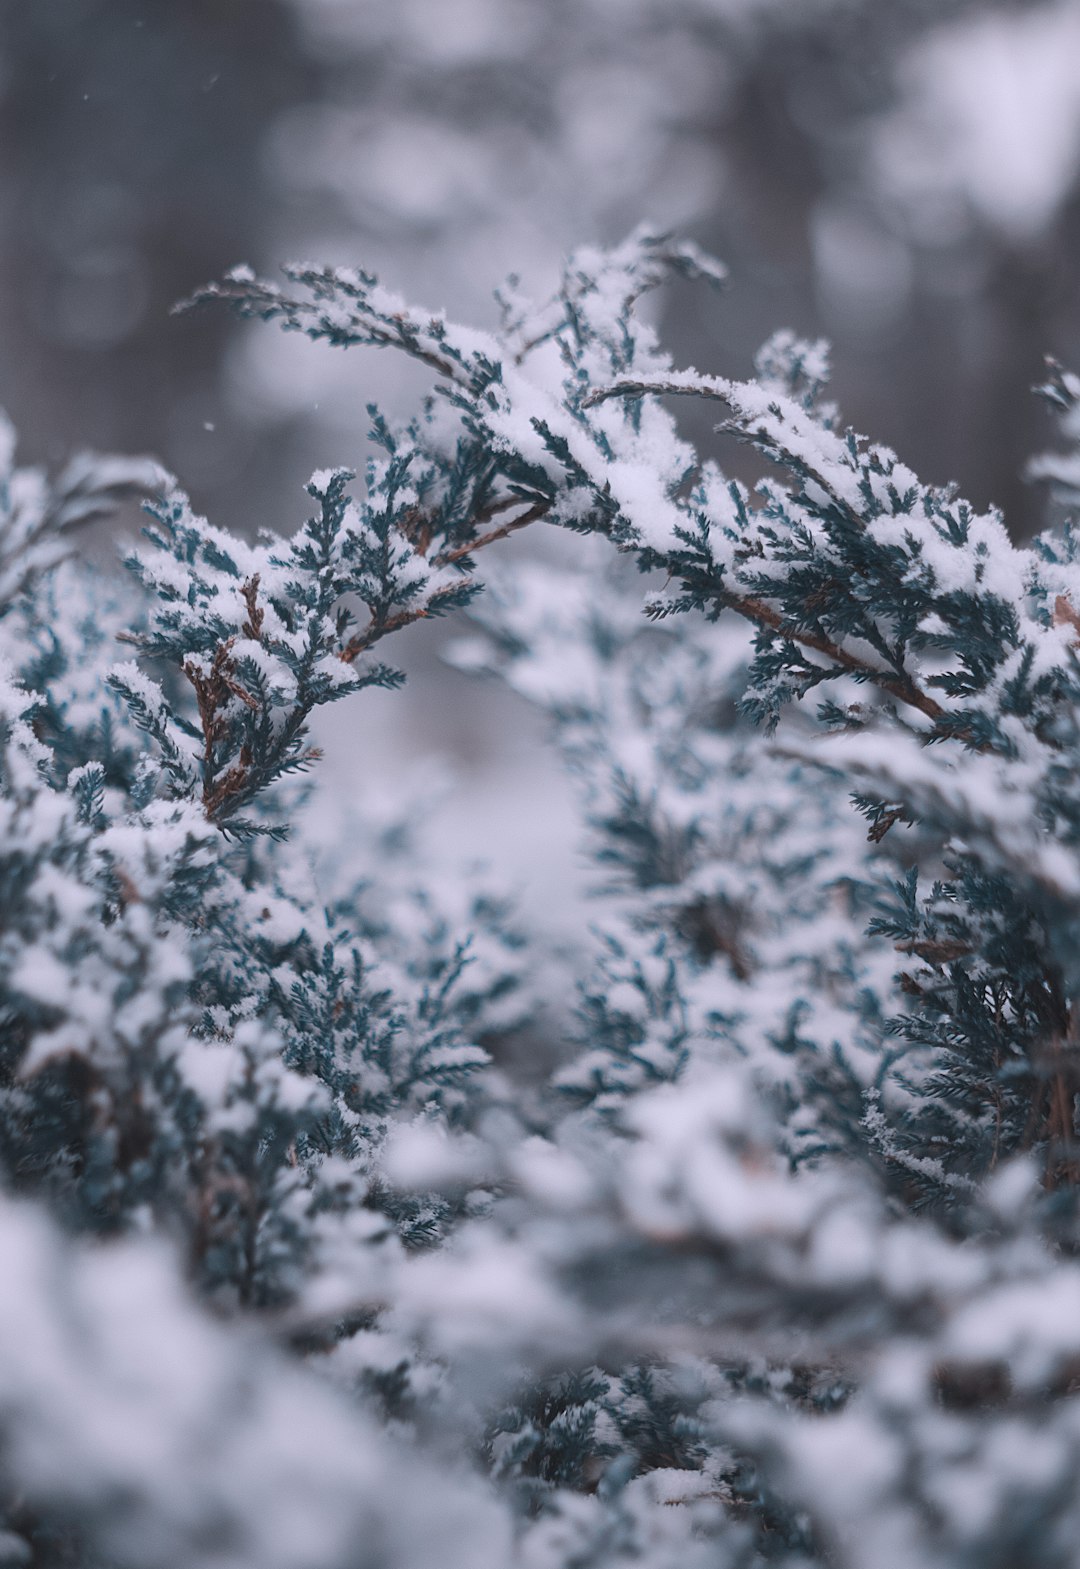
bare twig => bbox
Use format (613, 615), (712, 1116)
(433, 498), (550, 567)
(339, 498), (550, 661)
(726, 592), (947, 726)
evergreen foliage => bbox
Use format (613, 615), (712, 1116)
(4, 230), (1080, 1568)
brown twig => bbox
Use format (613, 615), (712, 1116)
(339, 498), (550, 662)
(433, 498), (549, 567)
(182, 637), (259, 819)
(726, 591), (947, 726)
(241, 574), (264, 641)
(180, 277), (472, 389)
(582, 377), (730, 411)
(202, 746), (253, 820)
(338, 596), (451, 665)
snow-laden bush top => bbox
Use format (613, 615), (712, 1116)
(2, 230), (1080, 1568)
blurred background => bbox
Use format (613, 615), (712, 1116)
(3, 0), (1080, 910)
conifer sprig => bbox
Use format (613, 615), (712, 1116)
(5, 230), (1080, 1568)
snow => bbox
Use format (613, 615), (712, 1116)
(0, 1196), (511, 1569)
(11, 200), (1080, 1569)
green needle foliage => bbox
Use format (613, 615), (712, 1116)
(3, 232), (1080, 1568)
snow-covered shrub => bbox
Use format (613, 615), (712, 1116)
(4, 230), (1080, 1567)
